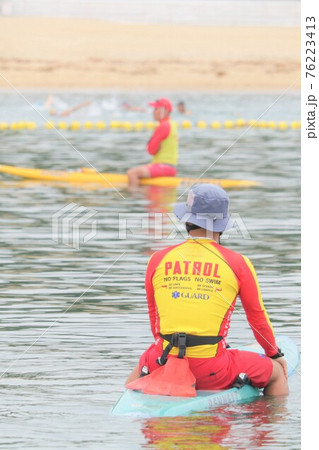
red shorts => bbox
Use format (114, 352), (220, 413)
(139, 343), (273, 390)
(147, 163), (177, 178)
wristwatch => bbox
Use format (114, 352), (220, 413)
(270, 348), (284, 359)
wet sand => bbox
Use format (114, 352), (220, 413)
(0, 17), (300, 90)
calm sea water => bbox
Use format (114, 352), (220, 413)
(0, 91), (300, 449)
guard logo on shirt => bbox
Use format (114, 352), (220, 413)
(171, 291), (210, 300)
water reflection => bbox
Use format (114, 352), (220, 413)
(145, 186), (177, 214)
(141, 397), (291, 450)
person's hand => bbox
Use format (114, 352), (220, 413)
(276, 357), (288, 380)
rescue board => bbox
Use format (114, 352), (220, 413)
(110, 336), (299, 417)
(0, 164), (260, 189)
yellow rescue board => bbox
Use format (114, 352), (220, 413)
(0, 164), (260, 189)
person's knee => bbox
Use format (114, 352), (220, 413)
(128, 166), (150, 178)
(127, 167), (136, 177)
(270, 360), (286, 382)
(264, 360), (289, 396)
(125, 365), (140, 384)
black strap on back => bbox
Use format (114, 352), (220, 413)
(157, 333), (223, 366)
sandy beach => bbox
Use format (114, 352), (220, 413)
(0, 17), (300, 91)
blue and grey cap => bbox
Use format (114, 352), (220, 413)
(174, 184), (233, 232)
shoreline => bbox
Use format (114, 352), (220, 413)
(0, 87), (301, 94)
(0, 17), (301, 91)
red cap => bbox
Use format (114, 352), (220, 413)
(149, 98), (173, 112)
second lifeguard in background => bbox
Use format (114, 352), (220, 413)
(127, 98), (178, 188)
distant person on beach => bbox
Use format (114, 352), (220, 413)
(177, 101), (191, 115)
(127, 98), (178, 188)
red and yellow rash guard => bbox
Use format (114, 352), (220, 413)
(147, 117), (178, 166)
(145, 238), (278, 359)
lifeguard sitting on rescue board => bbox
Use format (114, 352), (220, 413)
(127, 98), (178, 188)
(126, 184), (288, 397)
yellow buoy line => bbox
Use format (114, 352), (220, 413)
(0, 119), (301, 132)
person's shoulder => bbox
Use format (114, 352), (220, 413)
(219, 243), (259, 276)
(148, 242), (184, 263)
(159, 119), (171, 130)
(153, 119), (170, 137)
(213, 242), (240, 257)
(212, 242), (249, 266)
(154, 241), (184, 255)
